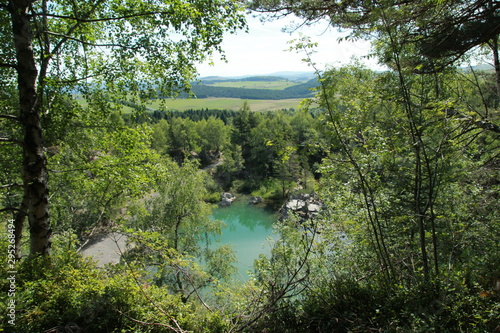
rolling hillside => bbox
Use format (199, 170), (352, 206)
(178, 75), (319, 100)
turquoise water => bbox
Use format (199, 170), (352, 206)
(211, 197), (277, 280)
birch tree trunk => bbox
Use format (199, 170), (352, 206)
(9, 0), (51, 256)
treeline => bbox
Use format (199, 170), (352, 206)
(151, 108), (238, 124)
(148, 101), (323, 195)
(178, 78), (318, 99)
(199, 75), (287, 84)
(122, 109), (238, 124)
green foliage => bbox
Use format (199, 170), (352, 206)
(166, 117), (202, 161)
(216, 143), (244, 189)
(250, 178), (295, 201)
(296, 57), (500, 331)
(1, 0), (247, 255)
(126, 160), (237, 299)
(3, 0), (500, 329)
(130, 160), (215, 250)
(0, 238), (232, 332)
(48, 111), (159, 237)
(151, 119), (171, 156)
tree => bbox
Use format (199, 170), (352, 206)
(49, 115), (158, 238)
(129, 159), (234, 300)
(0, 0), (245, 256)
(265, 1), (500, 284)
(248, 115), (280, 175)
(232, 101), (260, 149)
(197, 116), (229, 154)
(196, 116), (229, 166)
(250, 0), (500, 90)
(151, 118), (171, 156)
(167, 117), (201, 162)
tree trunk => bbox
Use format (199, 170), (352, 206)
(13, 193), (28, 259)
(9, 0), (51, 256)
(491, 37), (500, 104)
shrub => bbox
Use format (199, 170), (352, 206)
(0, 239), (230, 332)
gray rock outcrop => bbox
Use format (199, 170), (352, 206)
(281, 193), (323, 221)
(249, 196), (263, 204)
(220, 192), (236, 206)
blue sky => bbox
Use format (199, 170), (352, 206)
(196, 14), (382, 77)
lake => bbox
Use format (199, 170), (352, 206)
(210, 197), (277, 280)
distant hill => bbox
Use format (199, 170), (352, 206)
(199, 76), (289, 85)
(267, 71), (316, 81)
(184, 74), (319, 100)
(461, 63), (495, 72)
(199, 71), (316, 82)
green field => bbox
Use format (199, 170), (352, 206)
(75, 95), (307, 113)
(206, 80), (298, 90)
(147, 97), (304, 112)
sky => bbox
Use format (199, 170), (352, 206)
(196, 14), (382, 78)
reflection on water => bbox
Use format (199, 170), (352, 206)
(210, 197), (277, 280)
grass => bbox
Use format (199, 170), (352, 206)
(75, 95), (308, 113)
(147, 97), (304, 112)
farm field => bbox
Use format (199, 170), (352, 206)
(75, 95), (306, 112)
(205, 80), (297, 90)
(147, 97), (305, 112)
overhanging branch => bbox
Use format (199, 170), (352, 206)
(475, 119), (500, 134)
(35, 11), (174, 23)
(46, 31), (132, 49)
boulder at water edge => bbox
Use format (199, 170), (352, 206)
(220, 192), (236, 206)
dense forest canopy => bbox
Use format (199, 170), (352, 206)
(1, 0), (500, 332)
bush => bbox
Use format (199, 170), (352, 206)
(251, 269), (500, 333)
(0, 240), (231, 332)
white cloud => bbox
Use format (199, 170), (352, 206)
(197, 14), (381, 77)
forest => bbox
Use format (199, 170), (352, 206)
(1, 0), (500, 332)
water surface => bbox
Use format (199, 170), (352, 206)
(211, 197), (277, 280)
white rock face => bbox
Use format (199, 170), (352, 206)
(286, 199), (306, 210)
(307, 203), (321, 212)
(281, 194), (323, 221)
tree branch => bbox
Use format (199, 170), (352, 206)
(46, 31), (131, 49)
(0, 137), (22, 145)
(0, 115), (20, 121)
(0, 207), (25, 214)
(0, 183), (23, 189)
(112, 234), (187, 333)
(49, 0), (104, 54)
(36, 11), (173, 24)
(0, 63), (17, 70)
(114, 309), (186, 333)
(474, 119), (500, 134)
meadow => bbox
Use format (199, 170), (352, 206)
(147, 97), (304, 112)
(74, 75), (313, 112)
